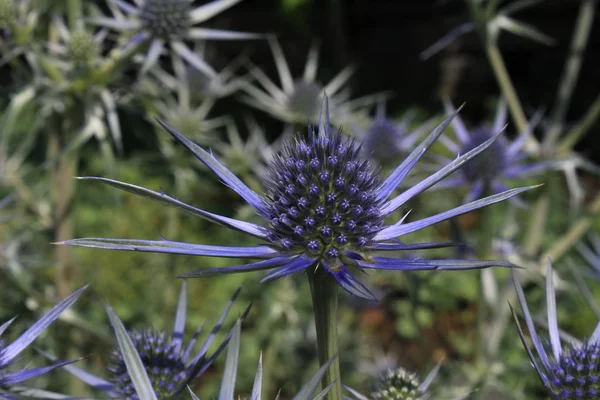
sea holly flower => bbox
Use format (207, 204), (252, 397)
(63, 282), (247, 399)
(62, 96), (533, 301)
(0, 286), (86, 398)
(92, 0), (262, 76)
(241, 37), (386, 125)
(351, 102), (435, 164)
(512, 261), (600, 399)
(434, 100), (553, 204)
(346, 364), (462, 400)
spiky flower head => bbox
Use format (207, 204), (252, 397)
(140, 0), (191, 40)
(108, 329), (187, 399)
(241, 38), (386, 125)
(67, 30), (99, 68)
(263, 121), (383, 260)
(371, 368), (426, 400)
(352, 103), (432, 164)
(512, 261), (600, 399)
(0, 0), (16, 30)
(63, 96), (534, 300)
(91, 0), (261, 76)
(435, 99), (553, 204)
(0, 287), (86, 395)
(65, 283), (244, 400)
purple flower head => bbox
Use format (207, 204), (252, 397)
(435, 99), (552, 205)
(512, 261), (600, 399)
(63, 283), (246, 400)
(61, 96), (536, 301)
(0, 286), (86, 396)
(352, 102), (433, 164)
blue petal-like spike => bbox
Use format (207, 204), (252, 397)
(329, 266), (377, 301)
(76, 177), (271, 240)
(380, 129), (506, 216)
(376, 108), (461, 202)
(375, 186), (537, 241)
(58, 238), (277, 258)
(172, 280), (188, 353)
(366, 241), (461, 251)
(260, 256), (316, 283)
(156, 119), (269, 217)
(2, 359), (81, 386)
(177, 256), (292, 278)
(1, 286), (87, 364)
(357, 257), (515, 271)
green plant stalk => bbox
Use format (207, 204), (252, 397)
(558, 92), (600, 152)
(523, 194), (549, 257)
(544, 0), (596, 151)
(67, 0), (82, 30)
(307, 266), (342, 400)
(466, 0), (539, 154)
(541, 192), (600, 265)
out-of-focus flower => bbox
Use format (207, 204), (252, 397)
(64, 282), (247, 399)
(434, 100), (555, 205)
(0, 0), (39, 64)
(351, 102), (435, 164)
(512, 261), (600, 399)
(241, 37), (386, 125)
(62, 96), (533, 300)
(92, 0), (262, 75)
(0, 286), (86, 397)
(188, 320), (334, 400)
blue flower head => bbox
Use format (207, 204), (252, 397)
(62, 96), (535, 301)
(64, 282), (246, 399)
(512, 261), (600, 399)
(352, 102), (433, 164)
(436, 100), (551, 205)
(0, 286), (86, 396)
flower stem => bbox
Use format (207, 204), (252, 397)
(307, 267), (342, 400)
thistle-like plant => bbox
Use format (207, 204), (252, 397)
(0, 0), (39, 64)
(351, 102), (434, 164)
(241, 37), (385, 125)
(93, 0), (262, 75)
(346, 364), (456, 400)
(0, 286), (86, 398)
(512, 261), (600, 399)
(434, 100), (554, 204)
(188, 320), (334, 400)
(62, 96), (535, 398)
(63, 282), (246, 399)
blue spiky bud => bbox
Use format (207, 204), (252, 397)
(264, 123), (383, 260)
(108, 329), (187, 400)
(140, 0), (191, 40)
(371, 368), (427, 400)
(459, 129), (507, 183)
(549, 339), (600, 399)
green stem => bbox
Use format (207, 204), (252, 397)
(307, 267), (342, 400)
(466, 0), (539, 154)
(558, 92), (600, 152)
(544, 0), (596, 151)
